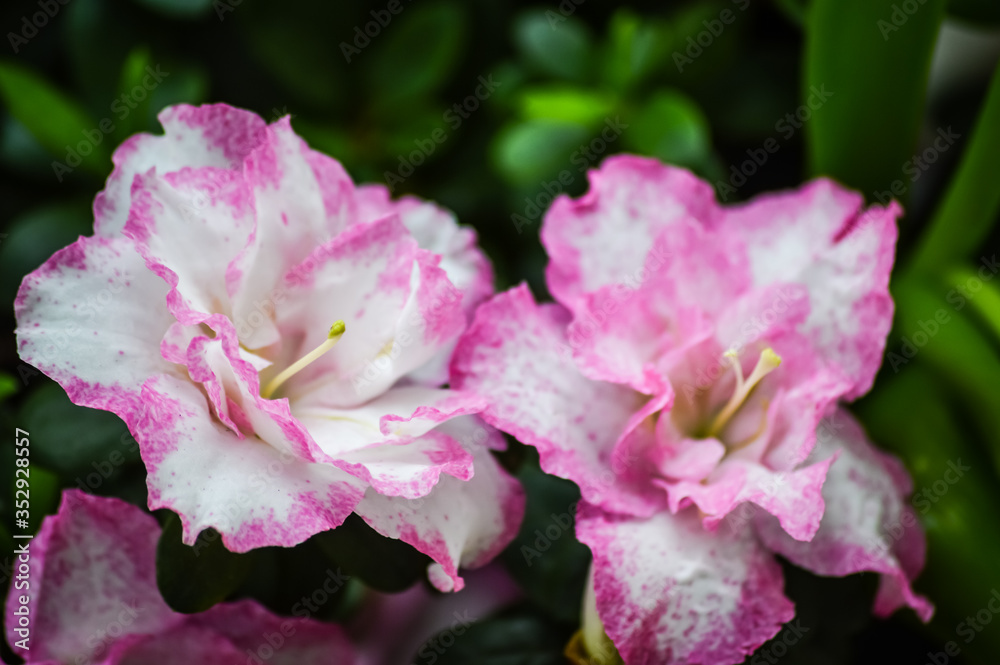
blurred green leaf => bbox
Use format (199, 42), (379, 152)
(909, 62), (1000, 273)
(314, 513), (429, 593)
(519, 86), (617, 126)
(156, 514), (255, 614)
(947, 265), (1000, 345)
(892, 276), (1000, 476)
(66, 0), (135, 110)
(0, 202), (93, 320)
(129, 0), (214, 19)
(20, 382), (135, 478)
(113, 46), (153, 140)
(804, 0), (946, 198)
(26, 465), (61, 534)
(0, 61), (107, 175)
(147, 63), (209, 116)
(513, 9), (593, 83)
(492, 120), (590, 186)
(624, 89), (712, 169)
(603, 9), (669, 91)
(367, 1), (466, 104)
(413, 608), (570, 665)
(502, 461), (591, 623)
(857, 364), (1000, 662)
(0, 373), (16, 402)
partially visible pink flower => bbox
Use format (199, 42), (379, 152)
(3, 490), (358, 665)
(452, 156), (931, 664)
(15, 104), (521, 592)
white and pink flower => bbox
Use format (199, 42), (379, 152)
(4, 490), (359, 665)
(451, 156), (932, 664)
(14, 104), (523, 592)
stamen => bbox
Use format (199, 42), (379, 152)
(706, 348), (781, 438)
(261, 321), (345, 399)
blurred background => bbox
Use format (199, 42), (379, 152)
(1, 0), (999, 663)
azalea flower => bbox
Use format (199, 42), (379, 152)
(451, 155), (932, 664)
(4, 490), (359, 665)
(15, 104), (523, 592)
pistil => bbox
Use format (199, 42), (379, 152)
(261, 321), (346, 399)
(705, 347), (781, 438)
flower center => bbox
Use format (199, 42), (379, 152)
(261, 320), (346, 399)
(703, 347), (781, 440)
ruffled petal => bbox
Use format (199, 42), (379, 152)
(354, 417), (525, 592)
(541, 155), (721, 310)
(4, 491), (178, 664)
(724, 179), (900, 399)
(136, 374), (366, 552)
(14, 235), (177, 418)
(94, 104), (269, 238)
(753, 408), (933, 621)
(123, 167), (255, 325)
(577, 504), (794, 665)
(451, 285), (661, 517)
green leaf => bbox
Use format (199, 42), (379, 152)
(946, 265), (1000, 344)
(908, 63), (1000, 273)
(519, 86), (617, 126)
(891, 275), (1000, 477)
(156, 514), (255, 614)
(502, 461), (591, 623)
(856, 365), (1000, 662)
(314, 513), (429, 593)
(413, 608), (570, 665)
(513, 9), (593, 83)
(624, 89), (712, 170)
(367, 2), (466, 104)
(0, 373), (17, 402)
(603, 9), (669, 91)
(492, 120), (590, 186)
(0, 202), (92, 307)
(19, 383), (136, 479)
(113, 46), (153, 140)
(803, 0), (946, 198)
(0, 61), (107, 174)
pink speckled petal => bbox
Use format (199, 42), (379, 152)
(451, 285), (663, 517)
(354, 417), (525, 592)
(541, 155), (722, 311)
(227, 118), (342, 349)
(577, 504), (794, 665)
(104, 625), (246, 665)
(135, 374), (366, 552)
(4, 491), (178, 664)
(354, 184), (494, 318)
(123, 167), (255, 325)
(295, 386), (488, 456)
(14, 236), (177, 417)
(94, 104), (269, 238)
(195, 599), (359, 665)
(753, 408), (933, 621)
(724, 179), (900, 400)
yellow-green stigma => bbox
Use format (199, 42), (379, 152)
(705, 347), (781, 438)
(261, 320), (346, 399)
